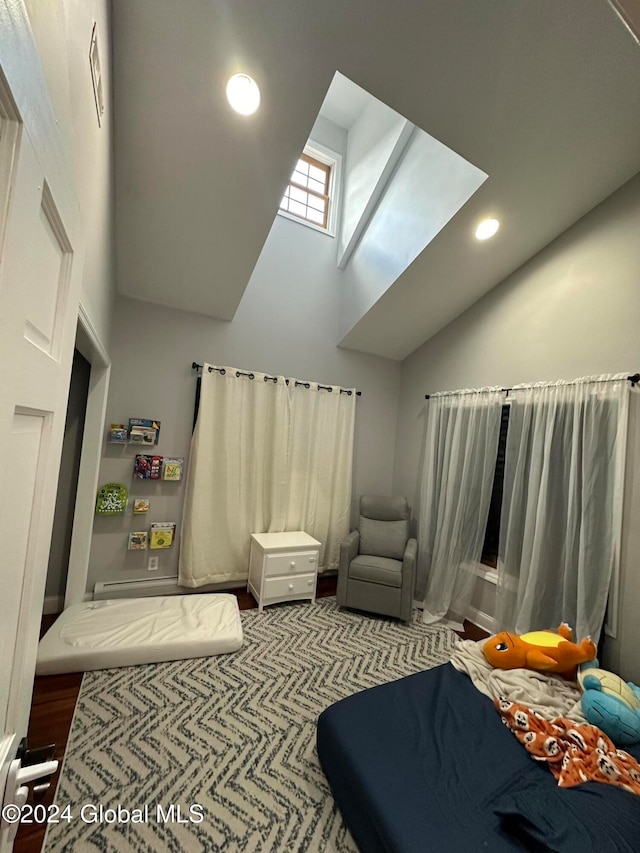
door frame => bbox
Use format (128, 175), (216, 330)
(64, 303), (111, 608)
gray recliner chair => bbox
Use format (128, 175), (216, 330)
(336, 495), (416, 624)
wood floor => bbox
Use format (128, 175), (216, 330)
(15, 579), (488, 853)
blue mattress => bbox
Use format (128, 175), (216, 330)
(317, 663), (640, 852)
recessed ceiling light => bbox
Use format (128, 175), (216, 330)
(226, 73), (261, 115)
(475, 218), (500, 240)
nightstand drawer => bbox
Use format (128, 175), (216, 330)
(248, 531), (322, 611)
(264, 573), (317, 600)
(264, 551), (318, 578)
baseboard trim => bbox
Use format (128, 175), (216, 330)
(43, 595), (63, 615)
(466, 604), (495, 635)
(93, 576), (242, 600)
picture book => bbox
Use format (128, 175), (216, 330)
(109, 423), (128, 444)
(95, 483), (128, 515)
(128, 418), (161, 445)
(162, 457), (184, 481)
(128, 531), (148, 550)
(134, 455), (163, 479)
(150, 456), (163, 479)
(149, 522), (176, 549)
(133, 498), (149, 514)
(133, 455), (152, 479)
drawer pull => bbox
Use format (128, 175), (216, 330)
(309, 557), (316, 563)
(307, 579), (313, 586)
(290, 561), (296, 568)
(288, 583), (294, 591)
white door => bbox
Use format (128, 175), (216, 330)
(0, 1), (85, 833)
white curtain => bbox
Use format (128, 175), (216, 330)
(179, 364), (356, 586)
(418, 388), (504, 628)
(285, 381), (355, 571)
(179, 367), (289, 586)
(496, 374), (629, 643)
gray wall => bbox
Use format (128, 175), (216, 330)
(309, 114), (347, 163)
(24, 0), (116, 346)
(394, 171), (640, 509)
(393, 171), (640, 643)
(88, 214), (402, 592)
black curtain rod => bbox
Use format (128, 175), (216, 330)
(424, 373), (640, 400)
(192, 362), (362, 396)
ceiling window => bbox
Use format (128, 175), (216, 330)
(278, 143), (341, 236)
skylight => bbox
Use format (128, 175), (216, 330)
(313, 72), (489, 342)
(268, 71), (488, 343)
(278, 142), (341, 236)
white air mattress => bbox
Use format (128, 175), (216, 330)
(36, 594), (243, 675)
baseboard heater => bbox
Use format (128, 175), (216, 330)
(93, 576), (240, 601)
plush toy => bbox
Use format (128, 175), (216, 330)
(578, 660), (640, 746)
(482, 623), (596, 679)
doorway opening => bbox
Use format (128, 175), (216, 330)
(43, 346), (91, 615)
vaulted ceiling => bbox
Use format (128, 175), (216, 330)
(112, 0), (640, 360)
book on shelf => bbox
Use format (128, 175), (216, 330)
(128, 418), (161, 445)
(133, 455), (152, 479)
(128, 531), (148, 550)
(150, 455), (162, 479)
(134, 455), (163, 479)
(95, 483), (128, 515)
(109, 423), (128, 444)
(149, 522), (176, 549)
(162, 457), (184, 481)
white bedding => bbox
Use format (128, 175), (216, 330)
(450, 636), (586, 722)
(36, 594), (243, 675)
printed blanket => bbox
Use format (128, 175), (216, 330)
(450, 637), (585, 721)
(495, 697), (640, 796)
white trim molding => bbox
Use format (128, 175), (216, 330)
(465, 604), (496, 636)
(93, 576), (240, 600)
(607, 1), (640, 44)
(0, 733), (18, 847)
(277, 139), (342, 238)
(473, 563), (498, 585)
(64, 304), (111, 609)
(337, 119), (414, 268)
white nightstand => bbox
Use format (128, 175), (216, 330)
(248, 531), (322, 612)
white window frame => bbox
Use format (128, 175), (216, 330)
(277, 139), (342, 237)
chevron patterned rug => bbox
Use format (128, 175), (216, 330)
(44, 596), (455, 853)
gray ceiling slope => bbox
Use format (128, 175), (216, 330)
(112, 0), (640, 360)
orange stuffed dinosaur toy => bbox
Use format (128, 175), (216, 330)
(482, 623), (596, 680)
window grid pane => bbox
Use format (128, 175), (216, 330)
(308, 164), (325, 182)
(281, 151), (331, 229)
(289, 199), (306, 217)
(289, 185), (307, 204)
(308, 194), (325, 212)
